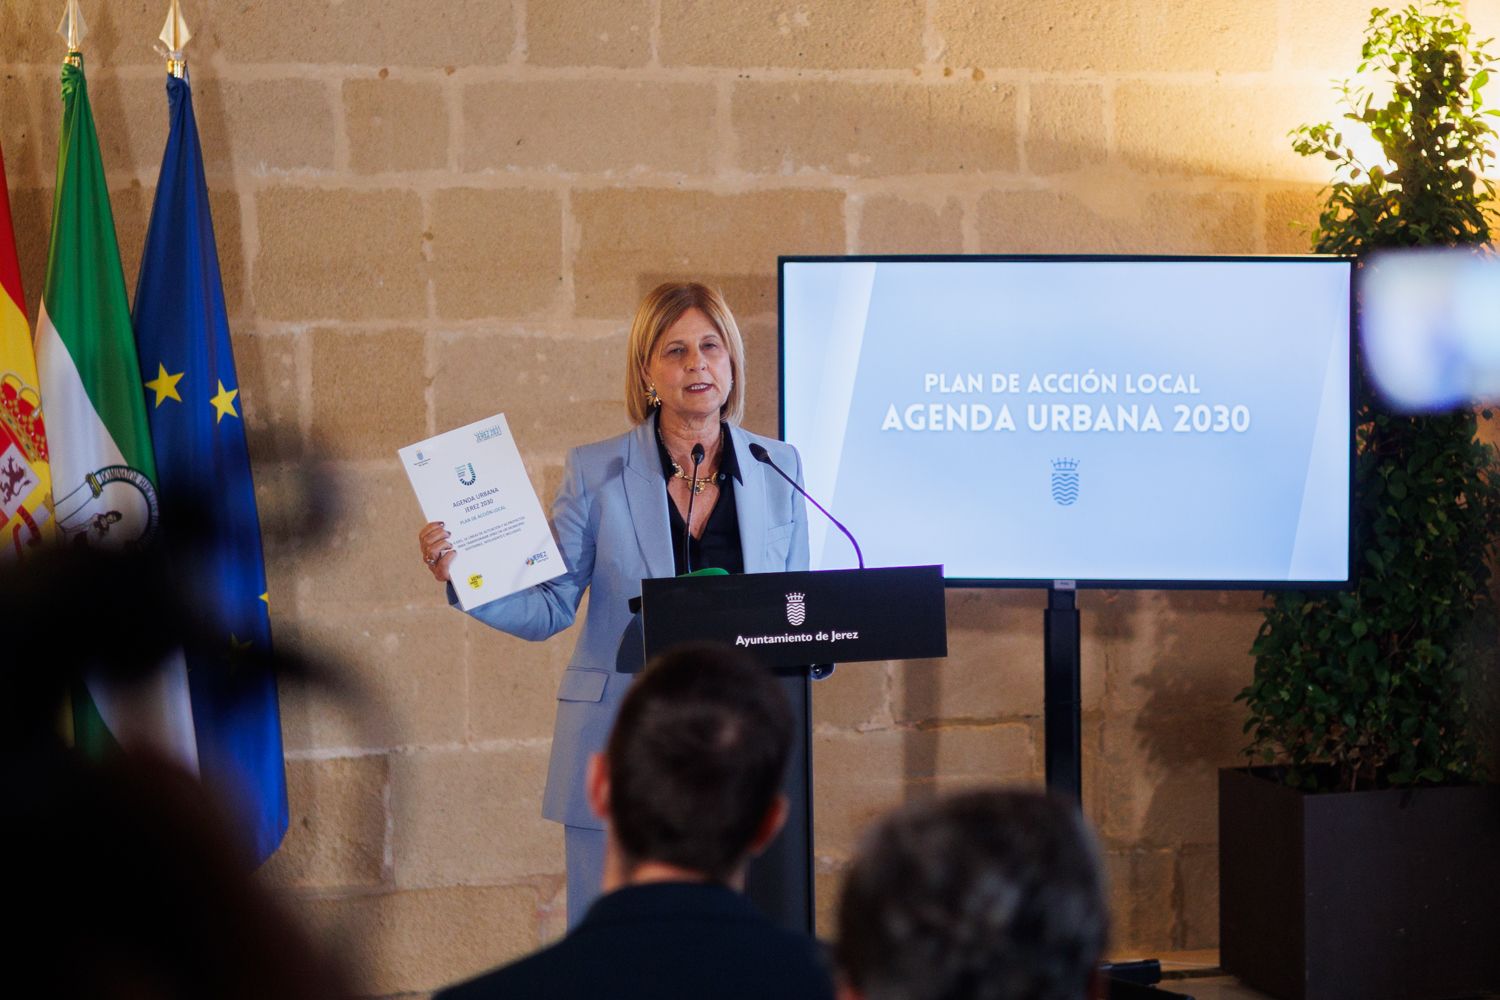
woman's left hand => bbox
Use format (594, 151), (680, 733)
(418, 521), (457, 583)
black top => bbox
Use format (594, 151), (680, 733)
(654, 415), (744, 576)
(435, 881), (835, 1000)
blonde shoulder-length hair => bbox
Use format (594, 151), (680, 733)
(624, 282), (747, 425)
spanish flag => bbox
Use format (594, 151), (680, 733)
(0, 142), (51, 561)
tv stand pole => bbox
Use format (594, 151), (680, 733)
(1044, 583), (1082, 800)
(1046, 583), (1196, 1000)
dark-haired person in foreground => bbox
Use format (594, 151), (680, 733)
(837, 790), (1108, 1000)
(437, 643), (835, 1000)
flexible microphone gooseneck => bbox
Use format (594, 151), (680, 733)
(681, 442), (705, 574)
(748, 442), (864, 570)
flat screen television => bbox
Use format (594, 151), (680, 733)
(778, 255), (1353, 588)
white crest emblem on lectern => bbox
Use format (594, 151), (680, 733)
(786, 592), (806, 626)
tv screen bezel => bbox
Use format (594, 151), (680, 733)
(776, 253), (1357, 591)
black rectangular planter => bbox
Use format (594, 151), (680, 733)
(1219, 768), (1500, 1000)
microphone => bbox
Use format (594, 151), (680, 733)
(681, 443), (705, 574)
(748, 442), (864, 570)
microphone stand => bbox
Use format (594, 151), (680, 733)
(748, 443), (863, 569)
(747, 442), (848, 679)
(680, 443), (705, 575)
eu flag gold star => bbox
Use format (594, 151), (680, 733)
(210, 379), (240, 423)
(144, 363), (185, 407)
(228, 632), (255, 674)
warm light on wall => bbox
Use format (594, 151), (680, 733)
(1337, 74), (1397, 182)
(1342, 124), (1392, 181)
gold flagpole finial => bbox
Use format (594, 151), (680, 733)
(57, 0), (88, 65)
(157, 0), (192, 78)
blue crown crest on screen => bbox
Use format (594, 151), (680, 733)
(1050, 458), (1080, 507)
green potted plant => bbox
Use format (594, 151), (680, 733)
(1220, 3), (1500, 998)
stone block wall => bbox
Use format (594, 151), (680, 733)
(3, 0), (1464, 995)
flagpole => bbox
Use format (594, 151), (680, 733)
(48, 0), (87, 753)
(158, 0), (191, 79)
(57, 0), (86, 66)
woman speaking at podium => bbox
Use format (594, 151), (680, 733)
(416, 281), (809, 922)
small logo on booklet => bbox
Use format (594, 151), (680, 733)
(525, 551), (549, 566)
(456, 463), (477, 486)
(467, 573), (484, 590)
(474, 424), (505, 443)
(786, 592), (806, 627)
(1050, 458), (1079, 506)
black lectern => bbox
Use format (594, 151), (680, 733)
(633, 565), (947, 933)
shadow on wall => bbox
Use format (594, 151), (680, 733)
(1133, 589), (1266, 784)
(898, 587), (1045, 799)
(1130, 588), (1265, 948)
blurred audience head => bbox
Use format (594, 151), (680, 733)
(3, 748), (351, 999)
(836, 789), (1108, 1000)
(594, 641), (793, 883)
(0, 498), (354, 999)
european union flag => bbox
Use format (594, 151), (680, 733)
(133, 73), (287, 865)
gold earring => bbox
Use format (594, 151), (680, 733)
(646, 383), (661, 407)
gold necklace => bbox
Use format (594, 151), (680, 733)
(659, 425), (720, 495)
(670, 463), (716, 495)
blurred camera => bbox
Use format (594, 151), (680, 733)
(1360, 247), (1500, 413)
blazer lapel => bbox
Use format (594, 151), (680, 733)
(623, 420), (675, 580)
(730, 425), (769, 573)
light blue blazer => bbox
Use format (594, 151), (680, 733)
(455, 419), (810, 830)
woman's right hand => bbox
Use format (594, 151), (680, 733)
(418, 521), (457, 583)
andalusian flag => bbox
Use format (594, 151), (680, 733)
(134, 70), (288, 863)
(0, 143), (52, 560)
(35, 56), (197, 765)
